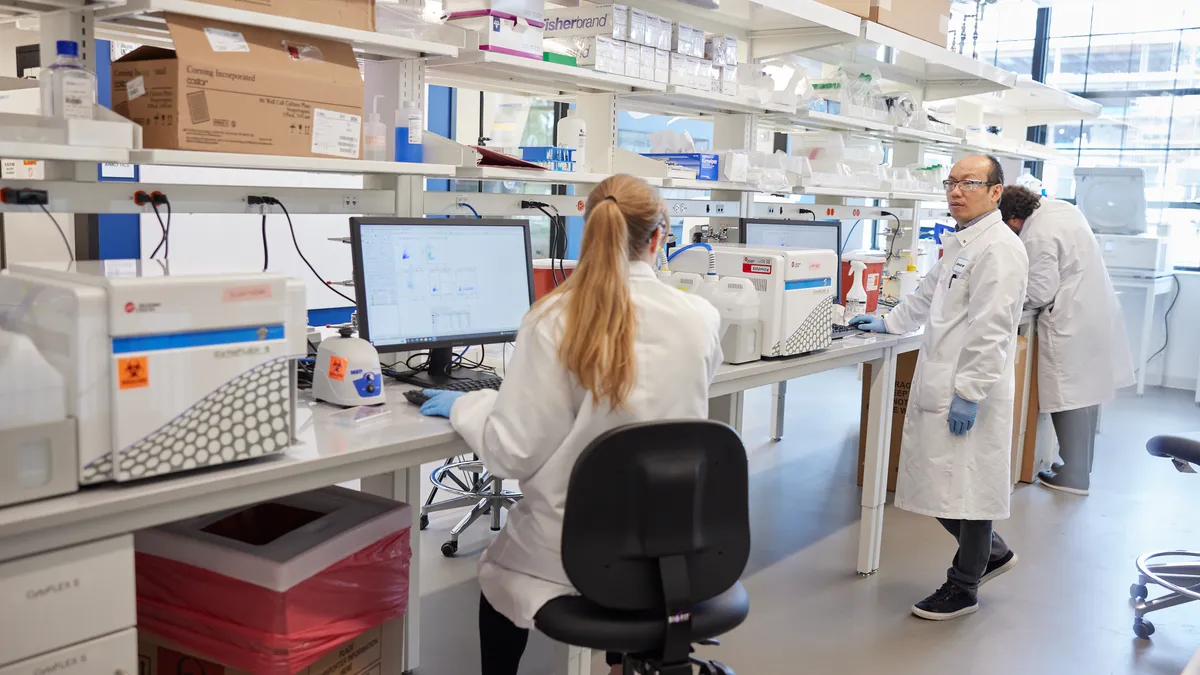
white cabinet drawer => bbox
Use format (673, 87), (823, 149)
(0, 536), (135, 666)
(0, 628), (136, 675)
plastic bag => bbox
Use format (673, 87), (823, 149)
(137, 529), (412, 675)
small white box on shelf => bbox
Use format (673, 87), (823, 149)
(629, 8), (648, 44)
(625, 41), (641, 78)
(705, 36), (726, 66)
(669, 52), (688, 86)
(655, 49), (671, 84)
(608, 40), (626, 75)
(672, 23), (699, 56)
(644, 13), (660, 49)
(719, 66), (739, 96)
(639, 45), (656, 81)
(0, 536), (135, 669)
(656, 16), (672, 50)
(724, 35), (739, 66)
(544, 4), (628, 41)
(696, 57), (711, 90)
(710, 63), (722, 93)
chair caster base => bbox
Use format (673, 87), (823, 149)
(1134, 618), (1155, 639)
(419, 514), (429, 530)
(441, 540), (459, 557)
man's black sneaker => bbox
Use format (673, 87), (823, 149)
(911, 582), (979, 621)
(980, 551), (1018, 586)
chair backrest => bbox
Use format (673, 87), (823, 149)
(560, 420), (750, 612)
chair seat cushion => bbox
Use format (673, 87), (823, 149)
(534, 582), (749, 655)
(1147, 433), (1200, 465)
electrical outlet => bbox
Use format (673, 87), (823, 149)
(343, 195), (360, 209)
(712, 203), (726, 214)
(455, 194), (470, 206)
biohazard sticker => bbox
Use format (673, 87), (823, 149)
(328, 355), (348, 382)
(118, 356), (149, 390)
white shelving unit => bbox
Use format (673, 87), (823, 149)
(129, 149), (457, 177)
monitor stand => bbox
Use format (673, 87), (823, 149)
(421, 346), (497, 387)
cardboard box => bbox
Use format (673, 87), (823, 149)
(545, 4), (628, 41)
(819, 0), (951, 46)
(629, 7), (648, 45)
(193, 0), (373, 31)
(669, 52), (687, 86)
(719, 66), (738, 96)
(1018, 335), (1042, 483)
(0, 536), (135, 668)
(857, 350), (917, 492)
(137, 626), (384, 675)
(112, 15), (364, 159)
(625, 41), (640, 79)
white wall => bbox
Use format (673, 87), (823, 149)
(137, 165), (361, 310)
(3, 211), (75, 264)
(1123, 271), (1200, 392)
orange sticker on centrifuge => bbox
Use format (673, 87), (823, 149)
(118, 356), (149, 390)
(328, 355), (348, 382)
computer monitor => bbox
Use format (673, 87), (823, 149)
(739, 218), (843, 299)
(349, 217), (535, 384)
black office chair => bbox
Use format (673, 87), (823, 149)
(534, 420), (751, 675)
(1129, 433), (1200, 639)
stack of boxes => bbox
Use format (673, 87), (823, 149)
(544, 4), (736, 91)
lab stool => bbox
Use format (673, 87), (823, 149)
(1129, 433), (1200, 639)
(423, 457), (521, 557)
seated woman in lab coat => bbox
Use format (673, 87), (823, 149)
(418, 174), (724, 675)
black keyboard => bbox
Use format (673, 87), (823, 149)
(832, 324), (858, 340)
(403, 376), (503, 406)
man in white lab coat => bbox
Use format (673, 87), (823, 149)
(851, 155), (1028, 621)
(999, 185), (1135, 495)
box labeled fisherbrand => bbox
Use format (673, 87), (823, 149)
(544, 4), (628, 40)
(643, 153), (719, 181)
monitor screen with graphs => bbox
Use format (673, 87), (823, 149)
(350, 218), (535, 354)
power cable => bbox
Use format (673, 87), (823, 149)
(255, 196), (356, 305)
(37, 204), (74, 262)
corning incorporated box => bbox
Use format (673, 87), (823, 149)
(192, 0), (374, 31)
(111, 14), (364, 159)
(819, 0), (951, 45)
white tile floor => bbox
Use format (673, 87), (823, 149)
(413, 368), (1200, 674)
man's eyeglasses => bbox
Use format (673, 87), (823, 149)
(943, 180), (997, 192)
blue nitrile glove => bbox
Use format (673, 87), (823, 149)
(948, 394), (978, 436)
(419, 390), (465, 418)
(849, 314), (887, 333)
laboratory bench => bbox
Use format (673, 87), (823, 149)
(0, 333), (922, 674)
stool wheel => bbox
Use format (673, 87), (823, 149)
(1133, 618), (1155, 639)
(1130, 583), (1148, 601)
(420, 514), (429, 531)
(441, 540), (459, 557)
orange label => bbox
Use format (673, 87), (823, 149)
(328, 355), (348, 382)
(118, 356), (149, 390)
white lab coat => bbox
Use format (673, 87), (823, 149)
(450, 261), (723, 629)
(1020, 198), (1135, 413)
(884, 211), (1029, 521)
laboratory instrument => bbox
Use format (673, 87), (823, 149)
(312, 327), (385, 407)
(739, 218), (843, 298)
(349, 217), (534, 386)
(40, 40), (96, 120)
(672, 244), (838, 357)
(0, 329), (73, 508)
(1095, 234), (1174, 279)
(0, 263), (307, 503)
(1075, 167), (1147, 235)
